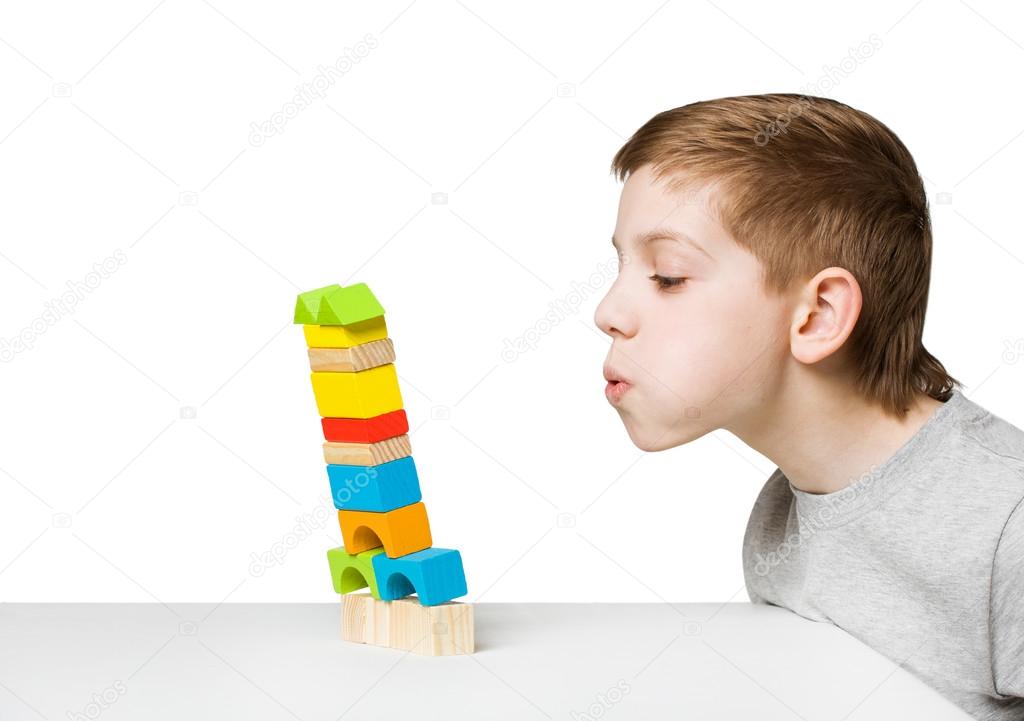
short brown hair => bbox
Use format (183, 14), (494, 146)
(611, 93), (959, 416)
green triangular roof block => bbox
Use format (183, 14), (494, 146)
(317, 283), (385, 325)
(294, 284), (341, 324)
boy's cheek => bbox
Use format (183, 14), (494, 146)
(652, 345), (717, 395)
(647, 352), (744, 424)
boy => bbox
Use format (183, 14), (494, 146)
(594, 94), (1023, 719)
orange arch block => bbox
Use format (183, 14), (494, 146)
(339, 501), (432, 559)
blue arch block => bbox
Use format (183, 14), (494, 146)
(327, 456), (421, 512)
(371, 547), (467, 606)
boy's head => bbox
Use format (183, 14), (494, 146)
(595, 93), (959, 452)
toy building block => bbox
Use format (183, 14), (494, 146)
(323, 434), (411, 466)
(294, 281), (473, 655)
(372, 548), (467, 606)
(308, 338), (395, 372)
(328, 456), (422, 512)
(327, 546), (385, 598)
(317, 283), (385, 325)
(339, 501), (432, 557)
(342, 592), (474, 656)
(303, 320), (387, 349)
(297, 282), (389, 347)
(294, 284), (341, 325)
(321, 409), (409, 443)
(294, 281), (384, 325)
(310, 365), (403, 418)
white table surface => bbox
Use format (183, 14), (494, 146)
(0, 602), (972, 721)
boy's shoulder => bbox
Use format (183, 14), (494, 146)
(742, 390), (1024, 706)
(955, 391), (1024, 468)
(744, 389), (1024, 553)
(915, 390), (1024, 510)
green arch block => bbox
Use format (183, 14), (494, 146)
(327, 546), (385, 598)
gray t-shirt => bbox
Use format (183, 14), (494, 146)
(743, 388), (1024, 720)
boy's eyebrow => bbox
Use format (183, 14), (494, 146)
(611, 227), (713, 260)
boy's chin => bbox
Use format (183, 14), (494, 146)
(623, 419), (707, 452)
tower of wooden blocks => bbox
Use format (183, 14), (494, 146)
(293, 282), (474, 655)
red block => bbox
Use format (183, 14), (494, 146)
(322, 409), (409, 443)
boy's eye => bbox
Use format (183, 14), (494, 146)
(649, 274), (687, 289)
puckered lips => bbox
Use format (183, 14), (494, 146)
(603, 363), (633, 405)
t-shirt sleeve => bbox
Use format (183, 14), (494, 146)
(991, 496), (1024, 697)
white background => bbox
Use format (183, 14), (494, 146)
(1, 0), (1022, 604)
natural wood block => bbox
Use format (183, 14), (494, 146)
(323, 434), (412, 465)
(341, 592), (474, 656)
(308, 338), (395, 372)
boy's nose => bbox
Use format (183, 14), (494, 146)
(594, 285), (635, 339)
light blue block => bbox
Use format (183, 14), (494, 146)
(371, 547), (467, 606)
(327, 456), (421, 512)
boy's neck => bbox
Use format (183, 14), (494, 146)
(730, 383), (946, 495)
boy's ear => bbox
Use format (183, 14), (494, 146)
(790, 267), (862, 365)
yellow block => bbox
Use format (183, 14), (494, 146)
(311, 364), (403, 418)
(303, 317), (388, 349)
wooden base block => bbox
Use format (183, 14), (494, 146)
(341, 592), (474, 656)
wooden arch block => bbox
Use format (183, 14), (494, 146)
(327, 546), (385, 598)
(371, 548), (468, 606)
(338, 501), (432, 558)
